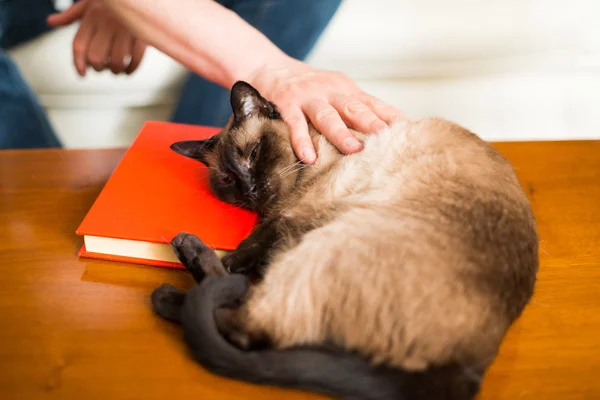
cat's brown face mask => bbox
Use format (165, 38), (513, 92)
(170, 81), (299, 215)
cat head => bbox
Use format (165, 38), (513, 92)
(170, 81), (300, 213)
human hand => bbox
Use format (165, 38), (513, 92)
(47, 0), (146, 76)
(249, 58), (403, 164)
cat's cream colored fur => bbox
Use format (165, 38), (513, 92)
(223, 116), (538, 372)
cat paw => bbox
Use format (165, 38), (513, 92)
(171, 232), (227, 282)
(214, 308), (268, 351)
(222, 251), (265, 277)
(221, 252), (247, 274)
(171, 232), (208, 276)
(151, 283), (186, 323)
(171, 232), (207, 260)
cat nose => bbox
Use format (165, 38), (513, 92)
(248, 185), (257, 196)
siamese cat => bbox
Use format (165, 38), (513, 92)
(151, 81), (538, 400)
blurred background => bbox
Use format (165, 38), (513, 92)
(7, 0), (600, 149)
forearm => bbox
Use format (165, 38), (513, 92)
(101, 0), (290, 88)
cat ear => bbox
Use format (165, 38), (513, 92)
(170, 136), (219, 165)
(230, 81), (280, 123)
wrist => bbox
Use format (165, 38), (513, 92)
(231, 49), (293, 88)
(244, 56), (309, 97)
(206, 6), (290, 89)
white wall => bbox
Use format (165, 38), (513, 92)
(9, 0), (600, 147)
(306, 0), (600, 141)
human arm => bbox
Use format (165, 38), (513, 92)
(48, 0), (403, 162)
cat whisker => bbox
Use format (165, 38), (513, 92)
(280, 164), (308, 180)
(275, 161), (303, 177)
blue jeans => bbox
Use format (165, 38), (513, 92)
(0, 0), (62, 149)
(0, 0), (342, 149)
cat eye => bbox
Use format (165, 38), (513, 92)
(219, 171), (236, 186)
(249, 144), (260, 162)
(220, 176), (233, 185)
(249, 137), (265, 163)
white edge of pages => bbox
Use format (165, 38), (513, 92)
(83, 235), (228, 262)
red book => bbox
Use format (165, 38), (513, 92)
(76, 121), (259, 269)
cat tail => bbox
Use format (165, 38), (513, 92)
(179, 274), (483, 400)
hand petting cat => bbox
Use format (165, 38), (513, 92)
(249, 59), (404, 163)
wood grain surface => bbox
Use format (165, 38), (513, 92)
(0, 142), (598, 400)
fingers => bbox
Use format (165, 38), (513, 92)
(76, 22), (143, 76)
(87, 28), (115, 72)
(251, 63), (402, 159)
(126, 39), (146, 74)
(330, 94), (388, 133)
(72, 12), (96, 77)
(85, 27), (144, 75)
(304, 99), (363, 155)
(109, 29), (132, 74)
(51, 0), (143, 77)
(46, 0), (89, 27)
(357, 93), (404, 125)
(280, 105), (316, 164)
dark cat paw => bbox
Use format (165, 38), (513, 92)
(171, 232), (227, 282)
(171, 232), (206, 263)
(222, 250), (266, 278)
(214, 307), (270, 351)
(221, 251), (248, 274)
(151, 283), (186, 323)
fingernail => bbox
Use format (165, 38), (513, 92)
(300, 146), (316, 163)
(344, 137), (363, 151)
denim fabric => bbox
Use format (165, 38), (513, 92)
(169, 0), (343, 127)
(0, 0), (62, 149)
(0, 0), (342, 149)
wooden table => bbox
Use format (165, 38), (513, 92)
(1, 142), (599, 400)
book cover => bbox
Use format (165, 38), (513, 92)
(76, 120), (259, 268)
